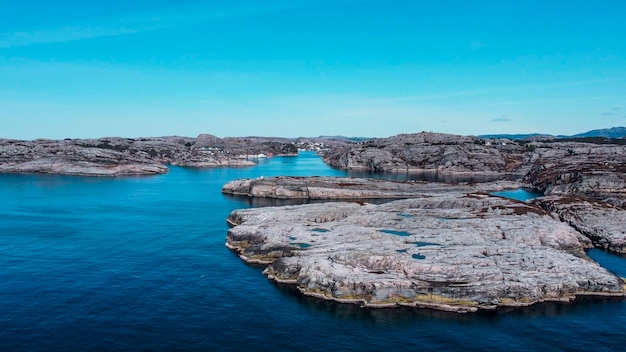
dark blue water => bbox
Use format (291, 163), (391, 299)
(1, 152), (625, 351)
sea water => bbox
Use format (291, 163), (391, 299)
(1, 152), (625, 351)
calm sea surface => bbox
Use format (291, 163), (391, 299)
(1, 152), (625, 351)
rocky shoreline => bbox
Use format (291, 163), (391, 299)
(222, 176), (522, 200)
(0, 135), (337, 176)
(224, 173), (626, 312)
(323, 132), (626, 201)
(226, 189), (626, 312)
(532, 196), (626, 254)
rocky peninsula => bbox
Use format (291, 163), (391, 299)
(226, 190), (626, 312)
(224, 176), (626, 312)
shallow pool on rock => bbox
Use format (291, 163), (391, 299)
(293, 242), (312, 249)
(491, 189), (543, 202)
(380, 229), (411, 237)
(397, 213), (415, 218)
(411, 242), (441, 247)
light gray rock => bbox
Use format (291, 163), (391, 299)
(323, 132), (522, 178)
(522, 141), (626, 204)
(226, 194), (625, 312)
(323, 133), (626, 204)
(222, 176), (523, 200)
(0, 135), (306, 176)
(0, 139), (168, 176)
(533, 196), (626, 254)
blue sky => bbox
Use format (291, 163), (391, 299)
(1, 0), (625, 139)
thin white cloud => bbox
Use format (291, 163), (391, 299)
(0, 0), (376, 48)
(491, 117), (512, 122)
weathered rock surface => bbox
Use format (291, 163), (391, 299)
(522, 141), (626, 205)
(0, 135), (310, 176)
(323, 133), (626, 203)
(222, 176), (522, 200)
(226, 194), (625, 312)
(533, 196), (626, 254)
(0, 138), (169, 176)
(323, 132), (525, 177)
(224, 175), (626, 255)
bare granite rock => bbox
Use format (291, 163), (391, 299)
(522, 141), (626, 205)
(323, 132), (525, 178)
(533, 196), (626, 254)
(0, 135), (308, 176)
(222, 176), (522, 200)
(0, 139), (168, 176)
(226, 194), (625, 312)
(323, 133), (626, 204)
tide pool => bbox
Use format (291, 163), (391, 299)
(491, 188), (543, 202)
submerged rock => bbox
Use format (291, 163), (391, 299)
(226, 193), (625, 313)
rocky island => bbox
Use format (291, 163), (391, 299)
(226, 189), (625, 312)
(0, 134), (342, 176)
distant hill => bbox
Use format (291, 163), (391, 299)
(570, 127), (626, 138)
(478, 133), (552, 140)
(480, 127), (626, 140)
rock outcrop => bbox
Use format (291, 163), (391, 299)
(323, 132), (526, 178)
(0, 135), (308, 176)
(224, 175), (626, 255)
(533, 196), (626, 254)
(324, 133), (626, 199)
(0, 138), (169, 176)
(522, 141), (626, 206)
(226, 194), (625, 312)
(222, 176), (522, 200)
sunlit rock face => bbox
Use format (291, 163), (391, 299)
(533, 196), (626, 254)
(226, 193), (625, 313)
(222, 176), (522, 200)
(0, 136), (307, 176)
(322, 132), (522, 177)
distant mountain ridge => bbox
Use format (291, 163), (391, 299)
(570, 127), (626, 138)
(479, 127), (626, 140)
